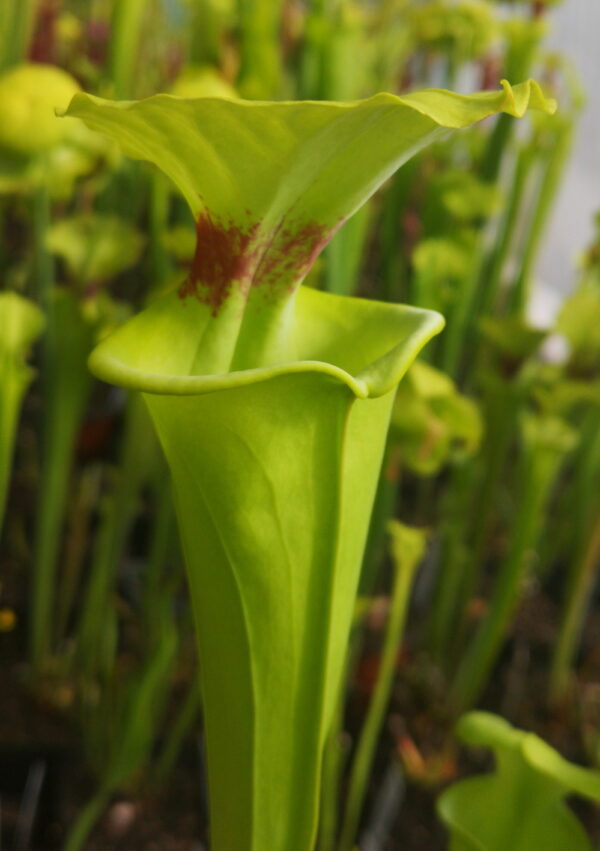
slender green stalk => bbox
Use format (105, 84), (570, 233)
(442, 242), (486, 379)
(30, 179), (96, 670)
(479, 17), (541, 183)
(153, 679), (202, 784)
(32, 183), (54, 307)
(142, 473), (179, 644)
(0, 294), (44, 539)
(236, 0), (283, 98)
(455, 377), (526, 635)
(76, 393), (159, 676)
(443, 19), (548, 371)
(0, 0), (36, 71)
(318, 602), (378, 850)
(31, 291), (93, 670)
(360, 446), (401, 596)
(337, 522), (425, 851)
(62, 787), (112, 851)
(450, 416), (575, 711)
(188, 0), (231, 66)
(378, 160), (419, 304)
(108, 0), (151, 98)
(479, 113), (515, 185)
(297, 0), (330, 100)
(0, 368), (22, 537)
(550, 414), (600, 701)
(65, 608), (177, 851)
(475, 146), (536, 321)
(509, 117), (574, 315)
(317, 626), (364, 851)
(427, 458), (475, 661)
(56, 466), (102, 646)
(550, 513), (600, 703)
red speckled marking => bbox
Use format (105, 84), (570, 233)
(178, 213), (260, 315)
(179, 211), (342, 314)
(258, 221), (340, 286)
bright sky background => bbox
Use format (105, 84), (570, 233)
(533, 0), (600, 322)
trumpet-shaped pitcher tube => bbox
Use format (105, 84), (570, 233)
(66, 81), (555, 851)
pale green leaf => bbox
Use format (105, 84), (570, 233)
(0, 292), (45, 535)
(438, 712), (600, 851)
(46, 214), (146, 284)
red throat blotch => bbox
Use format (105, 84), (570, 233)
(179, 212), (342, 315)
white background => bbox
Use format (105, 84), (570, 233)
(536, 0), (600, 318)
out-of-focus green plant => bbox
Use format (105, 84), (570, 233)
(0, 0), (37, 72)
(438, 712), (600, 850)
(46, 214), (145, 286)
(548, 230), (600, 702)
(31, 288), (127, 671)
(0, 292), (44, 538)
(63, 79), (551, 851)
(555, 280), (600, 376)
(0, 63), (108, 198)
(451, 412), (576, 710)
(64, 602), (179, 851)
(408, 0), (498, 75)
(338, 521), (427, 851)
(391, 359), (482, 476)
(0, 63), (80, 154)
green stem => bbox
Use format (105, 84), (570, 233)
(316, 674), (347, 851)
(441, 242), (486, 379)
(108, 0), (150, 98)
(427, 458), (474, 662)
(479, 20), (540, 184)
(0, 0), (36, 71)
(450, 418), (572, 711)
(142, 474), (178, 642)
(29, 183), (65, 671)
(31, 290), (92, 671)
(0, 374), (20, 538)
(298, 0), (330, 100)
(318, 605), (373, 850)
(153, 679), (202, 784)
(55, 466), (102, 646)
(76, 393), (158, 676)
(236, 0), (283, 98)
(32, 182), (54, 307)
(550, 415), (600, 701)
(476, 146), (536, 321)
(550, 513), (600, 703)
(0, 295), (43, 540)
(479, 113), (515, 184)
(360, 445), (401, 596)
(337, 523), (424, 851)
(456, 378), (525, 638)
(509, 118), (574, 315)
(62, 787), (112, 851)
(188, 0), (230, 66)
(379, 161), (418, 304)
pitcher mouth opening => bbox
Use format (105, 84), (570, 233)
(88, 287), (444, 400)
